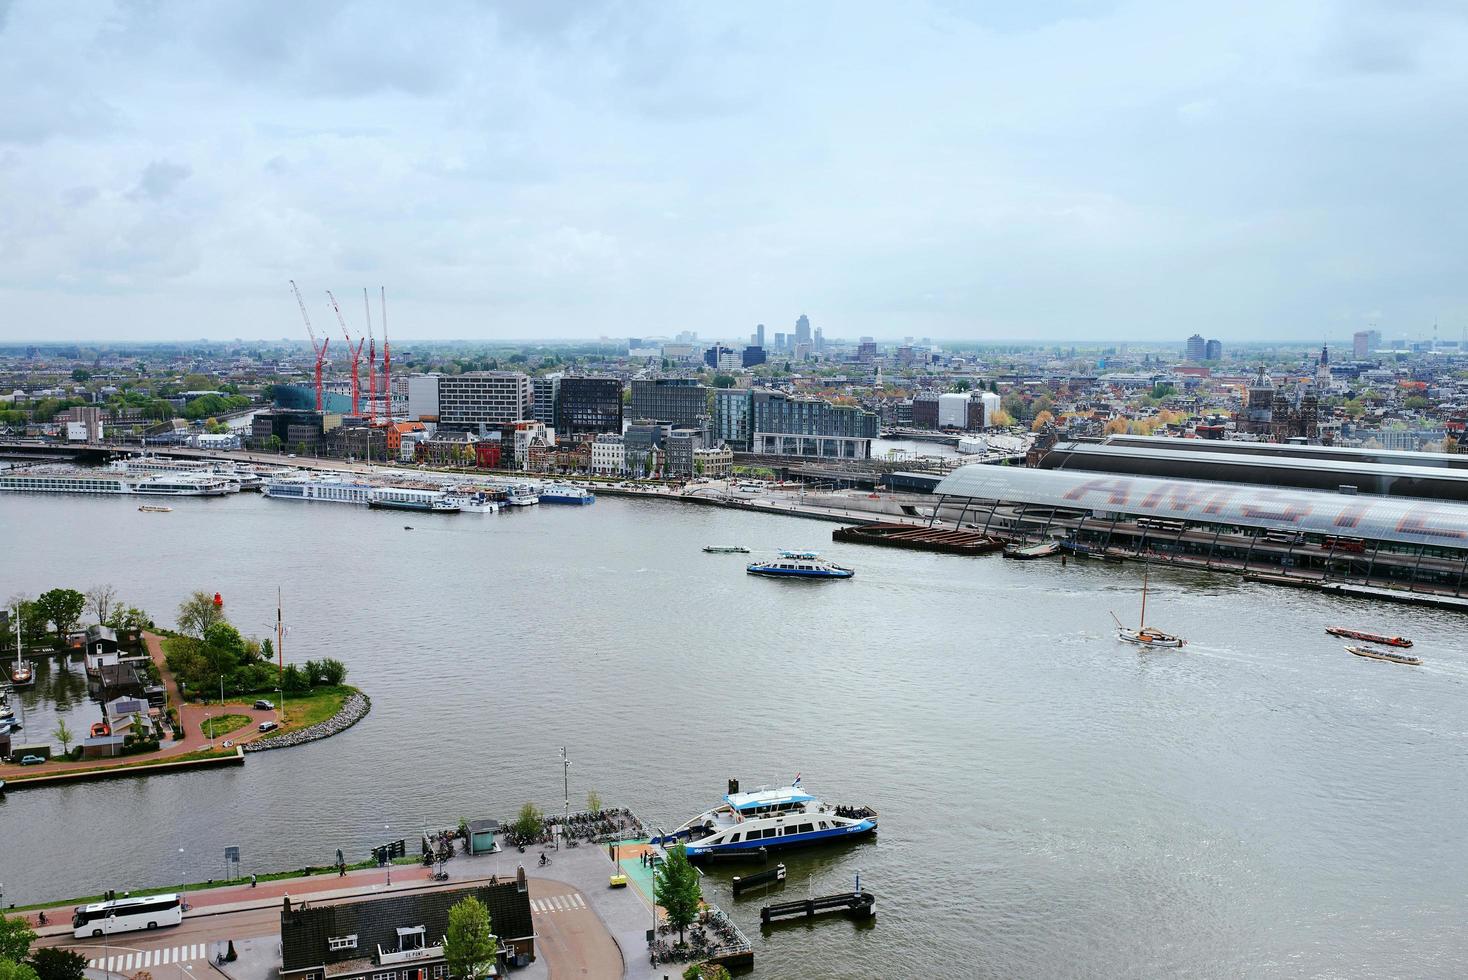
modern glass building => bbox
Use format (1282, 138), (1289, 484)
(557, 377), (624, 438)
(628, 379), (709, 427)
(716, 388), (878, 458)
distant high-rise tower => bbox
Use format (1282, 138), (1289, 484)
(1204, 338), (1222, 361)
(1185, 334), (1206, 362)
(1353, 330), (1370, 359)
(795, 314), (812, 348)
(756, 323), (765, 349)
(814, 327), (824, 351)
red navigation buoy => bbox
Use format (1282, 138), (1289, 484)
(213, 592), (223, 607)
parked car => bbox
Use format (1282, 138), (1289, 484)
(19, 755), (45, 766)
(258, 721), (278, 733)
(253, 699), (274, 710)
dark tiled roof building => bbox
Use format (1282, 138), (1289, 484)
(280, 883), (535, 980)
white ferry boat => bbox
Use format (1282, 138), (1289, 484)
(445, 491), (501, 513)
(111, 455), (265, 491)
(133, 474), (239, 496)
(497, 484), (540, 507)
(655, 778), (877, 860)
(746, 551), (855, 579)
(539, 483), (595, 505)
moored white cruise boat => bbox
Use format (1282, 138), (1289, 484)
(653, 778), (877, 860)
(539, 483), (595, 505)
(132, 474), (239, 496)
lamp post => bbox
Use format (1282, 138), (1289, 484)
(219, 675), (225, 708)
(204, 712), (212, 748)
(559, 747), (570, 851)
(384, 823), (392, 887)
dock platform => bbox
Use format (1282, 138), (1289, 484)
(760, 890), (875, 926)
(832, 522), (1004, 555)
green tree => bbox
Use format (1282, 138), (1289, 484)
(711, 374), (735, 388)
(29, 948), (85, 980)
(317, 658), (348, 686)
(200, 622), (245, 685)
(282, 663), (310, 693)
(0, 960), (40, 980)
(513, 803), (543, 840)
(53, 718), (74, 754)
(652, 843), (703, 943)
(0, 911), (36, 963)
(70, 368), (91, 382)
(34, 588), (85, 645)
(682, 965), (730, 980)
(177, 591), (225, 637)
(586, 789), (602, 812)
(443, 896), (498, 980)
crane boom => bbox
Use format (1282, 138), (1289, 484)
(363, 287), (376, 425)
(381, 286), (391, 424)
(290, 279), (329, 412)
(327, 289), (365, 416)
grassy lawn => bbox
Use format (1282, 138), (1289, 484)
(257, 685), (358, 740)
(202, 714), (252, 738)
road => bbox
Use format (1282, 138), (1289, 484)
(33, 871), (621, 980)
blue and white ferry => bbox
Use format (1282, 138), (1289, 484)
(746, 551), (854, 579)
(655, 778), (877, 859)
(539, 483), (595, 505)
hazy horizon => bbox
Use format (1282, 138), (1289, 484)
(2, 1), (1466, 343)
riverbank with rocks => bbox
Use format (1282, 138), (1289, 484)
(244, 691), (371, 753)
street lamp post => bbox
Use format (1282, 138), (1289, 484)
(204, 712), (212, 748)
(384, 823), (392, 887)
(559, 747), (570, 851)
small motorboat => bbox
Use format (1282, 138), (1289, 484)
(404, 526), (414, 531)
(1325, 627), (1412, 648)
(703, 545), (751, 554)
(1005, 541), (1060, 560)
(1345, 645), (1421, 666)
(138, 505), (173, 513)
(747, 551), (854, 580)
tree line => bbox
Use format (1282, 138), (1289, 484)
(3, 584), (150, 651)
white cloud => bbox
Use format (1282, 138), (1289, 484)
(0, 0), (1466, 342)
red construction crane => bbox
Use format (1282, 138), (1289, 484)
(326, 289), (364, 416)
(289, 280), (329, 412)
(363, 288), (377, 424)
(381, 286), (392, 423)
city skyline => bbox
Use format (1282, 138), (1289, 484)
(1, 2), (1467, 342)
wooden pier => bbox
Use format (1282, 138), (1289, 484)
(760, 890), (875, 926)
(732, 863), (785, 895)
(832, 522), (1004, 555)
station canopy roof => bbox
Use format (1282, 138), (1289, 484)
(934, 465), (1468, 550)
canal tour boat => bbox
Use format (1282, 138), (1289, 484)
(1344, 644), (1421, 666)
(1112, 565), (1185, 648)
(703, 545), (750, 554)
(654, 779), (877, 860)
(746, 551), (854, 579)
(539, 483), (595, 505)
(1325, 627), (1412, 648)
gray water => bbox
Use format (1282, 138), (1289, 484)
(2, 491), (1466, 979)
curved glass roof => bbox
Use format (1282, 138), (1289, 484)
(934, 466), (1468, 550)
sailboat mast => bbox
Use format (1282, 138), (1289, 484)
(1139, 567), (1148, 631)
(276, 587), (284, 684)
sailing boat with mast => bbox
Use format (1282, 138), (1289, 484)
(1111, 565), (1185, 648)
(10, 607), (34, 687)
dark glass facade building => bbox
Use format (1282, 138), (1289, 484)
(557, 377), (624, 438)
(628, 379), (709, 427)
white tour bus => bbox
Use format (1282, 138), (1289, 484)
(73, 894), (184, 938)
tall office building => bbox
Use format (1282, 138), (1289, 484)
(1204, 339), (1222, 361)
(1185, 334), (1206, 362)
(742, 346), (767, 368)
(814, 327), (823, 352)
(756, 323), (765, 348)
(426, 372), (533, 430)
(774, 332), (786, 350)
(532, 374), (562, 426)
(1353, 330), (1381, 358)
(629, 379), (709, 427)
(795, 314), (812, 348)
(557, 377), (624, 438)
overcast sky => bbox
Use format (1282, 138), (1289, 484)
(1, 1), (1466, 344)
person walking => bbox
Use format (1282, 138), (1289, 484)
(250, 874), (257, 888)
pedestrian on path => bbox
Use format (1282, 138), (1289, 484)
(251, 874), (257, 888)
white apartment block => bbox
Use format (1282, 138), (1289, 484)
(592, 433), (627, 476)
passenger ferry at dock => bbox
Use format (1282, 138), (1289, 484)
(538, 483), (595, 505)
(367, 487), (461, 513)
(746, 551), (854, 579)
(654, 778), (877, 860)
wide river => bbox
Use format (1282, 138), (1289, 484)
(2, 490), (1466, 979)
